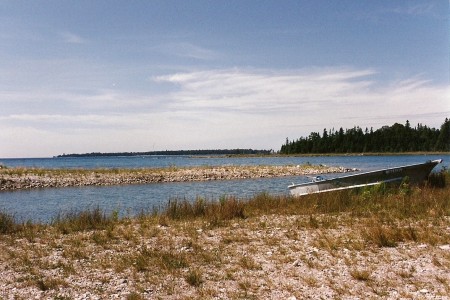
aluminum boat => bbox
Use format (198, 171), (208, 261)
(288, 159), (443, 196)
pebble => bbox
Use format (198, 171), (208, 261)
(438, 244), (450, 250)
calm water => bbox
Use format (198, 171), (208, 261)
(1, 155), (448, 223)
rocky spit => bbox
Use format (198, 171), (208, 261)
(0, 165), (356, 191)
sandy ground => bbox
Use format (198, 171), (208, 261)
(1, 213), (449, 299)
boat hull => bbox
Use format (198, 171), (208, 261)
(288, 159), (442, 196)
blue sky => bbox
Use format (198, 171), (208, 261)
(0, 0), (448, 158)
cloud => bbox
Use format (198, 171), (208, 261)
(59, 31), (86, 44)
(391, 3), (435, 16)
(1, 67), (448, 157)
(153, 42), (220, 60)
(154, 68), (449, 130)
(385, 2), (445, 20)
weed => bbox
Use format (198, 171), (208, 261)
(435, 275), (447, 285)
(52, 207), (117, 233)
(238, 255), (261, 270)
(126, 292), (143, 300)
(350, 268), (371, 281)
(397, 268), (414, 279)
(162, 196), (245, 227)
(303, 275), (319, 287)
(133, 245), (188, 273)
(36, 277), (67, 291)
(238, 279), (253, 297)
(0, 211), (17, 234)
(363, 223), (399, 247)
(54, 296), (72, 300)
(158, 215), (169, 227)
(308, 215), (319, 228)
(185, 268), (203, 287)
(427, 169), (447, 188)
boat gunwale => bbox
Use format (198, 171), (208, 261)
(288, 159), (443, 190)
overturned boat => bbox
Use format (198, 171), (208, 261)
(288, 159), (443, 196)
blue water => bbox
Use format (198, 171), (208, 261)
(0, 155), (448, 223)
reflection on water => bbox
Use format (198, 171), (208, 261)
(0, 155), (447, 223)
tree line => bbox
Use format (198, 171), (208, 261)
(280, 118), (450, 154)
(57, 149), (272, 158)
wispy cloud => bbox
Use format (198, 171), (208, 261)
(153, 42), (220, 60)
(59, 31), (86, 44)
(154, 68), (449, 129)
(354, 2), (441, 22)
(391, 3), (436, 16)
(1, 67), (448, 156)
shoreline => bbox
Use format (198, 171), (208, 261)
(1, 187), (449, 299)
(0, 165), (356, 191)
(0, 151), (448, 160)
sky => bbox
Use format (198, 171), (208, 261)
(0, 0), (449, 158)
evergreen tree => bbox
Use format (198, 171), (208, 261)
(280, 118), (449, 154)
(435, 118), (450, 151)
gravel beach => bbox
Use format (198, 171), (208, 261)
(0, 165), (356, 191)
(0, 213), (448, 299)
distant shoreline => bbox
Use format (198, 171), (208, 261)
(54, 151), (450, 159)
(55, 149), (273, 158)
(0, 151), (447, 161)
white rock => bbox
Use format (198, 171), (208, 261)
(438, 244), (450, 250)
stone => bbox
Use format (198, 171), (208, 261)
(438, 244), (450, 250)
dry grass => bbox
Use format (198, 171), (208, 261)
(0, 173), (449, 298)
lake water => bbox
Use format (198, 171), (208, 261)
(1, 154), (448, 223)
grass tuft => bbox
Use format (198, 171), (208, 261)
(162, 196), (245, 226)
(186, 268), (203, 287)
(133, 245), (188, 272)
(126, 292), (144, 300)
(427, 169), (447, 188)
(350, 268), (371, 281)
(363, 222), (399, 247)
(51, 207), (117, 234)
(0, 211), (17, 234)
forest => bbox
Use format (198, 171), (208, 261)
(280, 118), (450, 154)
(57, 149), (272, 157)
